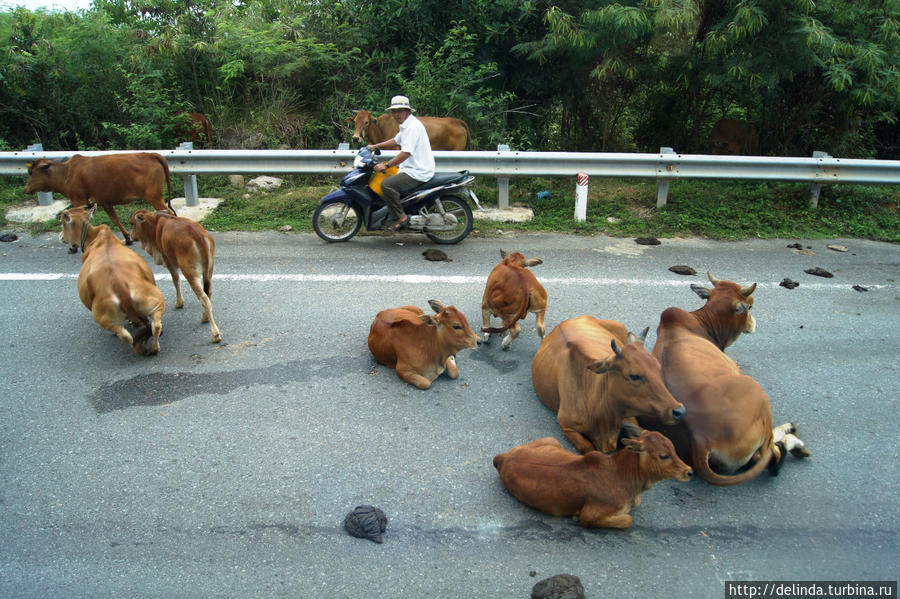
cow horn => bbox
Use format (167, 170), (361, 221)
(611, 338), (623, 357)
(740, 282), (757, 297)
(707, 272), (722, 286)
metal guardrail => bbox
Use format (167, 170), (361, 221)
(3, 146), (899, 215)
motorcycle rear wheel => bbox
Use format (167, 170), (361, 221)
(425, 195), (474, 245)
(313, 201), (362, 242)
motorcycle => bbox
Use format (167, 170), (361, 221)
(313, 147), (481, 244)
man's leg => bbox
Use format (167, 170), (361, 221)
(382, 172), (421, 222)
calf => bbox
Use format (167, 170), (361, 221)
(368, 300), (479, 389)
(130, 209), (221, 344)
(647, 273), (809, 485)
(493, 425), (692, 529)
(481, 250), (547, 350)
(59, 206), (165, 355)
(26, 153), (174, 246)
(532, 316), (685, 454)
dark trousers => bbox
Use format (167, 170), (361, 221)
(381, 172), (422, 220)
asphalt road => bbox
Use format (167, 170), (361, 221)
(0, 229), (897, 598)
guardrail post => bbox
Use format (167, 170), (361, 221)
(497, 145), (510, 210)
(656, 147), (676, 208)
(808, 150), (830, 209)
(177, 142), (199, 207)
(25, 144), (55, 206)
(574, 172), (588, 221)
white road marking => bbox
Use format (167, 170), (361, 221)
(0, 272), (890, 289)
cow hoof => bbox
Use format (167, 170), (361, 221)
(125, 237), (133, 245)
(69, 245), (78, 254)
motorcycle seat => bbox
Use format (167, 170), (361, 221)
(425, 170), (470, 187)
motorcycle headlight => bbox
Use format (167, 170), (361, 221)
(353, 154), (367, 168)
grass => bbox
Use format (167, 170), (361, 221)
(2, 173), (898, 242)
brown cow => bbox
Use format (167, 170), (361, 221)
(348, 110), (470, 151)
(646, 273), (809, 486)
(59, 206), (165, 355)
(493, 425), (693, 529)
(130, 210), (221, 344)
(481, 250), (547, 350)
(25, 153), (174, 246)
(368, 300), (480, 389)
(709, 118), (759, 155)
(176, 112), (214, 148)
(532, 316), (686, 454)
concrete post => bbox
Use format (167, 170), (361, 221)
(656, 147), (676, 208)
(177, 142), (199, 207)
(574, 171), (588, 222)
(497, 145), (510, 210)
(26, 144), (54, 206)
(808, 151), (830, 209)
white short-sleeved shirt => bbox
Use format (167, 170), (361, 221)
(394, 115), (435, 182)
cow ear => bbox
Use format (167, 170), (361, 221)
(620, 421), (642, 439)
(427, 299), (445, 314)
(418, 314), (438, 326)
(134, 212), (146, 223)
(690, 284), (710, 299)
(587, 358), (612, 374)
(499, 249), (507, 259)
(622, 438), (646, 454)
(40, 162), (51, 171)
(626, 327), (649, 345)
(524, 258), (543, 267)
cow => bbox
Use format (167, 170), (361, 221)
(646, 272), (810, 486)
(367, 300), (480, 389)
(493, 424), (693, 529)
(481, 250), (547, 350)
(25, 153), (174, 247)
(709, 118), (759, 155)
(531, 316), (686, 454)
(176, 112), (214, 148)
(348, 110), (470, 151)
(129, 209), (221, 344)
(58, 206), (165, 355)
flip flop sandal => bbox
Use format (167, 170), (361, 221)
(386, 217), (408, 231)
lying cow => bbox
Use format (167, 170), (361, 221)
(532, 316), (685, 454)
(59, 206), (165, 355)
(646, 273), (809, 485)
(368, 300), (479, 389)
(25, 153), (174, 247)
(481, 250), (547, 350)
(493, 424), (693, 529)
(709, 118), (759, 155)
(130, 209), (221, 344)
(348, 110), (470, 151)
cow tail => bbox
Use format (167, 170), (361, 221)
(154, 153), (176, 216)
(692, 442), (774, 487)
(481, 297), (530, 335)
(461, 120), (472, 150)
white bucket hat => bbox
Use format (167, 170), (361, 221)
(386, 95), (415, 112)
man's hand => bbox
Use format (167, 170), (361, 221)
(373, 162), (387, 173)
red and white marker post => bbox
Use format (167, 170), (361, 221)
(574, 171), (589, 221)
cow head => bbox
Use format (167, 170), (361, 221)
(130, 209), (161, 244)
(586, 328), (686, 425)
(350, 110), (373, 145)
(499, 249), (542, 268)
(419, 299), (480, 351)
(24, 158), (59, 194)
(621, 423), (693, 482)
(59, 205), (96, 252)
(690, 272), (756, 348)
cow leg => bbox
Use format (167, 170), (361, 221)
(773, 422), (811, 458)
(92, 304), (136, 352)
(102, 205), (133, 244)
(147, 312), (163, 355)
(186, 275), (221, 343)
(559, 423), (601, 455)
(395, 365), (434, 390)
(443, 355), (459, 379)
(501, 323), (521, 351)
(534, 310), (546, 339)
(481, 305), (493, 345)
(579, 505), (633, 529)
(166, 264), (185, 309)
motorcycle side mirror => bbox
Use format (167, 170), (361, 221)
(373, 148), (381, 155)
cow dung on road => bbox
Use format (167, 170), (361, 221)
(422, 248), (452, 262)
(0, 233), (17, 242)
(805, 267), (834, 278)
(634, 237), (661, 245)
(780, 278), (800, 289)
(531, 574), (586, 599)
(669, 265), (697, 276)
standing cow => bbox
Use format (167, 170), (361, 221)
(532, 316), (685, 454)
(59, 206), (165, 355)
(481, 250), (547, 350)
(130, 210), (221, 344)
(25, 153), (174, 246)
(646, 273), (809, 485)
(368, 300), (480, 389)
(709, 118), (759, 155)
(348, 110), (470, 151)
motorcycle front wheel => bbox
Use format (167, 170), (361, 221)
(313, 201), (362, 242)
(425, 195), (474, 245)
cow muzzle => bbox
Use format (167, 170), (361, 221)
(672, 405), (686, 422)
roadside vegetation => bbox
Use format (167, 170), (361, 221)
(3, 175), (897, 243)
